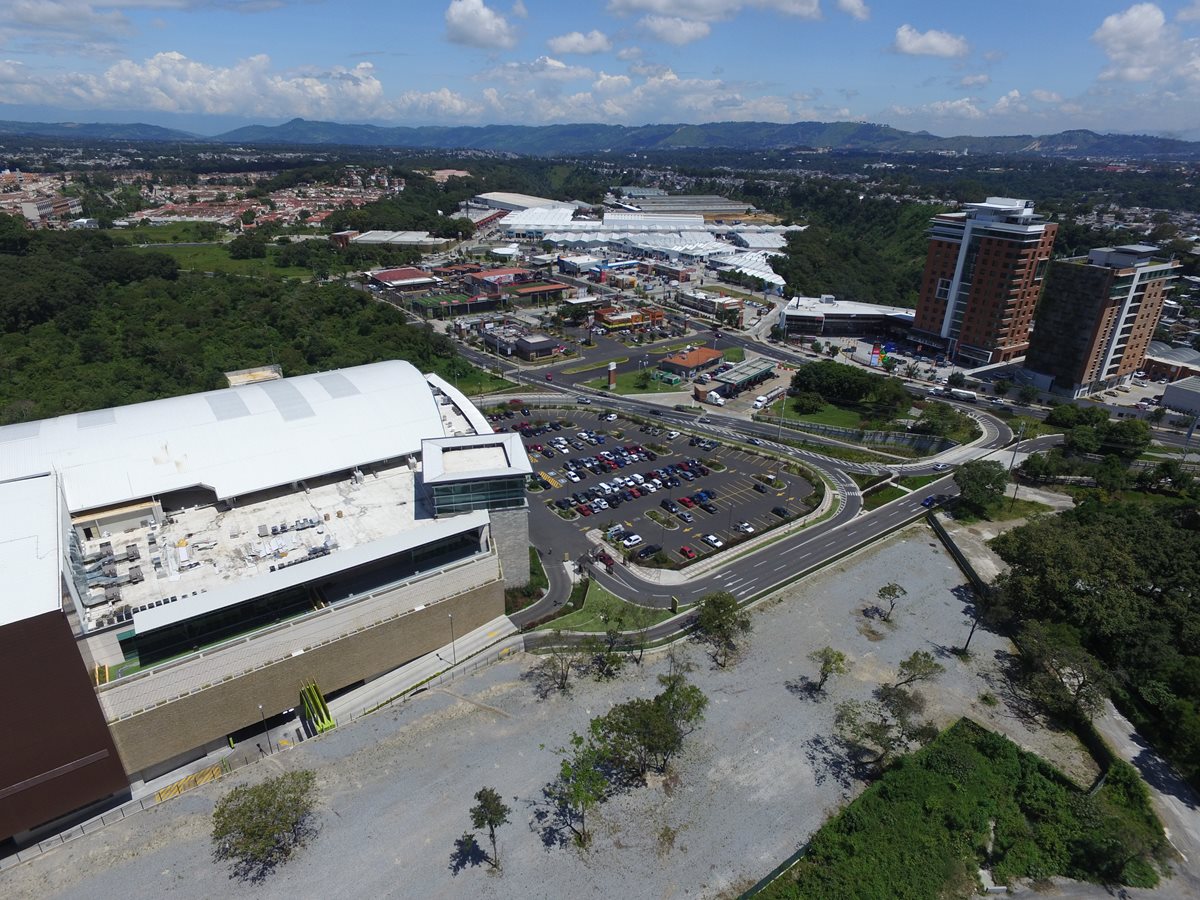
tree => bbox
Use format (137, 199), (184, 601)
(469, 786), (511, 869)
(877, 582), (907, 623)
(694, 591), (752, 667)
(545, 631), (582, 692)
(953, 459), (1008, 514)
(947, 371), (967, 389)
(551, 732), (608, 847)
(1017, 384), (1039, 405)
(808, 646), (849, 692)
(993, 378), (1012, 397)
(892, 650), (946, 689)
(1021, 622), (1110, 720)
(211, 770), (318, 881)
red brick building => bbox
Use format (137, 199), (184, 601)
(911, 198), (1057, 367)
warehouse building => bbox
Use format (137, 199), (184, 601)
(0, 361), (526, 840)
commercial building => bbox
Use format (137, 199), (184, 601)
(463, 267), (535, 297)
(1162, 376), (1200, 416)
(911, 198), (1057, 367)
(1024, 245), (1180, 397)
(1143, 341), (1200, 382)
(594, 306), (664, 332)
(471, 192), (575, 213)
(0, 362), (526, 840)
(482, 324), (559, 360)
(779, 295), (915, 338)
(331, 230), (453, 251)
(368, 267), (442, 292)
(659, 347), (724, 379)
(677, 289), (744, 325)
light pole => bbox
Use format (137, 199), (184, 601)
(258, 703), (274, 754)
(1008, 422), (1026, 511)
(448, 613), (457, 666)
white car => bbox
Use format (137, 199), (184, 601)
(604, 413), (618, 421)
(621, 534), (643, 548)
(666, 430), (680, 439)
(630, 473), (645, 484)
(736, 522), (755, 534)
(566, 471), (581, 483)
(702, 534), (724, 549)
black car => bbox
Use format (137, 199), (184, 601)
(700, 501), (718, 514)
(754, 482), (768, 493)
(636, 543), (662, 560)
(771, 506), (789, 518)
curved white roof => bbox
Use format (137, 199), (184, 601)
(0, 361), (447, 513)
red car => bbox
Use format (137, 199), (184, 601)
(679, 546), (697, 560)
(678, 496), (695, 508)
(545, 373), (554, 381)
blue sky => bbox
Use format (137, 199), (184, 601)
(2, 0), (1200, 137)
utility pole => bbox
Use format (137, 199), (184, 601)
(1008, 421), (1026, 511)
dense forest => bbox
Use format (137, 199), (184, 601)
(768, 187), (941, 307)
(990, 499), (1200, 789)
(0, 214), (473, 424)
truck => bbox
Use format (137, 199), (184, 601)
(948, 388), (977, 403)
(706, 390), (726, 406)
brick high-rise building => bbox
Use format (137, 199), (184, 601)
(1025, 245), (1180, 397)
(911, 197), (1057, 366)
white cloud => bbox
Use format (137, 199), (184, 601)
(609, 1), (820, 18)
(616, 46), (643, 60)
(444, 0), (517, 49)
(991, 89), (1027, 115)
(1178, 0), (1200, 21)
(547, 29), (612, 54)
(478, 55), (593, 84)
(1030, 88), (1061, 103)
(511, 0), (528, 18)
(893, 24), (969, 58)
(959, 73), (990, 87)
(890, 97), (981, 120)
(640, 15), (711, 44)
(594, 71), (632, 92)
(1092, 3), (1200, 85)
(836, 0), (869, 21)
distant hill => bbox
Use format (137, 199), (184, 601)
(1, 116), (1198, 159)
(212, 118), (1200, 159)
(0, 119), (197, 142)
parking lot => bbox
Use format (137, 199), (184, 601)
(510, 409), (815, 566)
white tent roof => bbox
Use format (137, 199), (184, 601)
(0, 361), (448, 513)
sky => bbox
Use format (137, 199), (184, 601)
(2, 0), (1200, 137)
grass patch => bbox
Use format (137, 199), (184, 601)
(796, 403), (868, 429)
(583, 369), (688, 395)
(952, 496), (1053, 524)
(561, 356), (629, 375)
(504, 547), (550, 614)
(863, 485), (906, 510)
(131, 243), (311, 279)
(649, 340), (707, 355)
(760, 719), (1167, 899)
(997, 413), (1066, 439)
(722, 345), (745, 362)
(897, 473), (940, 490)
(850, 472), (886, 490)
(534, 581), (675, 633)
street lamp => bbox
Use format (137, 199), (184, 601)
(448, 613), (457, 666)
(258, 703), (274, 754)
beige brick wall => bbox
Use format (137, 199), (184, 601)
(108, 581), (503, 776)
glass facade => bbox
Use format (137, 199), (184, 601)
(430, 476), (527, 516)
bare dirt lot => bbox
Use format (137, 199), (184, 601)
(4, 526), (1100, 900)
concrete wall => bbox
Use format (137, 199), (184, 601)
(105, 580), (504, 777)
(490, 507), (531, 587)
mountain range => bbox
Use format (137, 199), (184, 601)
(2, 116), (1199, 159)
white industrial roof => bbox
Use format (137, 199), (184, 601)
(476, 192), (574, 210)
(781, 295), (916, 318)
(0, 361), (448, 514)
(709, 250), (787, 286)
(502, 207), (576, 228)
(0, 475), (63, 627)
(422, 433), (532, 484)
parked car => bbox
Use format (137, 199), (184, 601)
(679, 545), (697, 560)
(771, 506), (789, 518)
(702, 534), (724, 549)
(621, 533), (643, 548)
(754, 482), (768, 493)
(636, 543), (661, 560)
(736, 521), (755, 534)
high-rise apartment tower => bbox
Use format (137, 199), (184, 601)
(1025, 245), (1179, 397)
(911, 197), (1057, 366)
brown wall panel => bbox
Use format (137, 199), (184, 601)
(0, 612), (128, 841)
(107, 582), (503, 775)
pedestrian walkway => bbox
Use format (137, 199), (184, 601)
(327, 615), (518, 722)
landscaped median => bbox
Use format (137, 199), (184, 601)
(533, 580), (676, 633)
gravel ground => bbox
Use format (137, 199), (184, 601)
(4, 525), (1104, 900)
